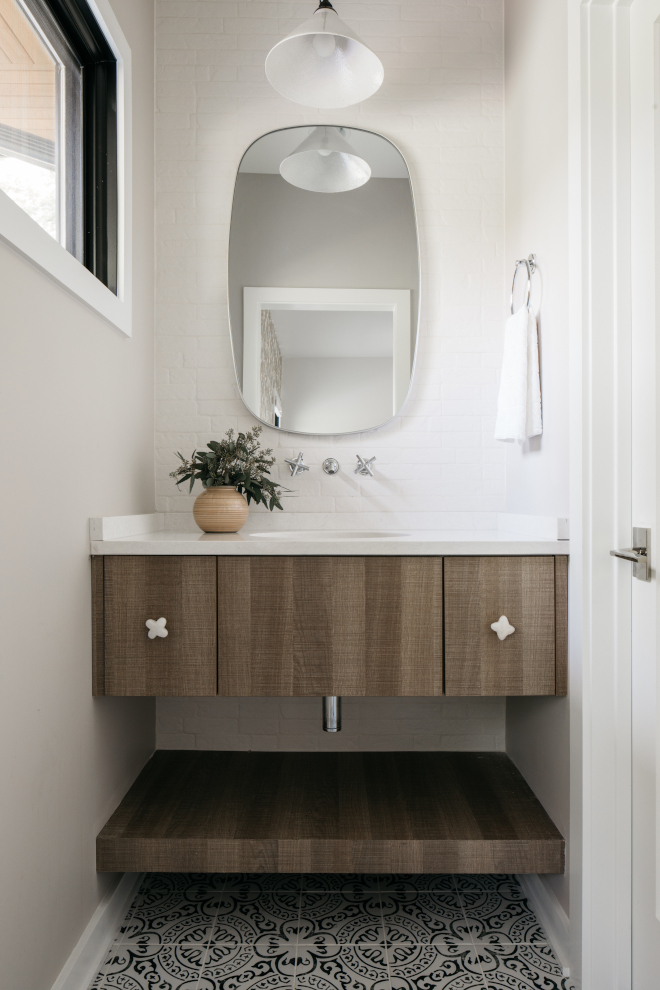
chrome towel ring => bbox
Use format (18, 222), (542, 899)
(510, 254), (537, 314)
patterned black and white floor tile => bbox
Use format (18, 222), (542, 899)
(90, 874), (577, 990)
(92, 942), (207, 989)
(119, 886), (222, 945)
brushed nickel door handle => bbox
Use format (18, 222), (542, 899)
(610, 527), (651, 581)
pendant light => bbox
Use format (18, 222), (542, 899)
(265, 0), (384, 109)
(279, 126), (371, 194)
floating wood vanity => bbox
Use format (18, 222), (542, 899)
(90, 525), (569, 876)
(92, 553), (567, 699)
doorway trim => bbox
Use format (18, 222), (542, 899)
(574, 1), (637, 987)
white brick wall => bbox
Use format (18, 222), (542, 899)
(154, 0), (506, 750)
(157, 696), (506, 751)
(155, 0), (505, 534)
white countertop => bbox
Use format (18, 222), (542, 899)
(91, 527), (569, 557)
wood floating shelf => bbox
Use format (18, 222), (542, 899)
(97, 751), (564, 875)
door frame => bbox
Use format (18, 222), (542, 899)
(629, 0), (660, 982)
(574, 1), (660, 987)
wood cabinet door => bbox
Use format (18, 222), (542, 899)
(444, 556), (556, 696)
(103, 556), (217, 696)
(217, 556), (443, 696)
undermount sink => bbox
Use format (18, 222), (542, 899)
(248, 530), (411, 541)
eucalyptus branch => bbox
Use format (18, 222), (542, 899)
(170, 425), (288, 511)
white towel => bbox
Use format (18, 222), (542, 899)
(494, 305), (542, 442)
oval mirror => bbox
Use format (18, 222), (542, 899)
(228, 125), (419, 435)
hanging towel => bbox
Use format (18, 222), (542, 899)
(494, 305), (542, 442)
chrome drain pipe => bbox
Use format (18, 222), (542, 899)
(323, 696), (342, 732)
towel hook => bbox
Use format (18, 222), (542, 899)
(510, 254), (537, 315)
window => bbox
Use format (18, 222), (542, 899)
(0, 0), (117, 291)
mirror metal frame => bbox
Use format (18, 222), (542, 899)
(227, 125), (421, 437)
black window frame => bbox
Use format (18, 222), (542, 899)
(22, 0), (118, 293)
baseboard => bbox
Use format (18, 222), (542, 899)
(50, 872), (143, 990)
(517, 873), (571, 977)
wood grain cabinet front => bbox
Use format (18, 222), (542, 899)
(92, 553), (567, 698)
(444, 556), (567, 696)
(94, 556), (217, 696)
(216, 556), (444, 696)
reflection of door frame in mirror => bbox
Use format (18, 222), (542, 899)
(242, 286), (411, 432)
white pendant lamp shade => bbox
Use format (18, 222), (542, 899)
(265, 1), (384, 109)
(279, 126), (371, 193)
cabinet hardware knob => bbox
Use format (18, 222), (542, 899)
(146, 617), (168, 639)
(491, 615), (515, 641)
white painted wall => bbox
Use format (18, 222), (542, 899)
(503, 0), (571, 918)
(506, 696), (570, 912)
(0, 2), (155, 988)
(503, 0), (569, 517)
(280, 356), (393, 433)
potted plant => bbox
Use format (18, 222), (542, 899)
(170, 425), (286, 533)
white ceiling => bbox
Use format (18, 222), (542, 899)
(240, 127), (409, 180)
(269, 308), (394, 358)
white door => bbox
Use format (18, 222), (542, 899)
(629, 4), (660, 984)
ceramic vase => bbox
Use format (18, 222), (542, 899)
(192, 485), (249, 533)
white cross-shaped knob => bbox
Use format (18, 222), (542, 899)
(490, 615), (515, 641)
(146, 617), (168, 639)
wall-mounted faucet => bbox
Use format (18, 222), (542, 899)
(285, 452), (309, 477)
(355, 455), (376, 477)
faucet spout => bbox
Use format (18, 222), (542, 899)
(323, 696), (342, 732)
